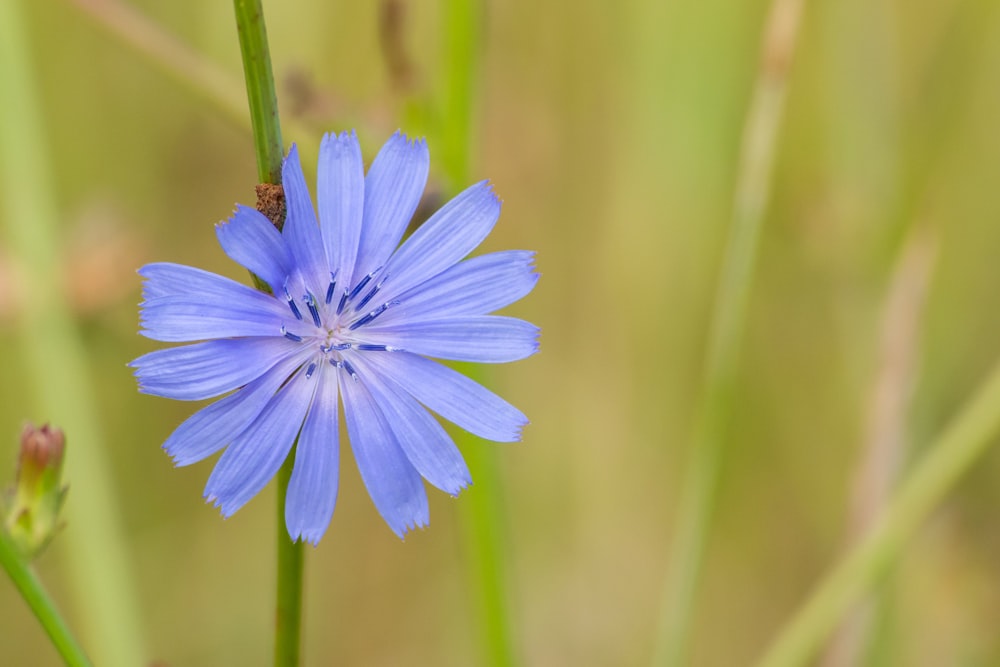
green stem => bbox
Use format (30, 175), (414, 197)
(0, 532), (93, 667)
(233, 0), (284, 184)
(653, 1), (802, 664)
(274, 456), (305, 667)
(231, 3), (301, 665)
(756, 356), (1000, 667)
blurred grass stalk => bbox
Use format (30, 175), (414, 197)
(755, 314), (1000, 667)
(436, 0), (518, 665)
(653, 0), (804, 664)
(821, 230), (936, 666)
(0, 1), (147, 666)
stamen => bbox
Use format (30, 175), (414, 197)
(354, 273), (389, 313)
(356, 344), (391, 351)
(304, 293), (322, 328)
(305, 362), (317, 379)
(325, 272), (338, 305)
(283, 284), (303, 321)
(328, 342), (351, 351)
(349, 300), (397, 330)
(341, 359), (358, 380)
(336, 290), (349, 316)
(280, 325), (302, 342)
(347, 270), (377, 301)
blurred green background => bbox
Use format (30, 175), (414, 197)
(3, 0), (1000, 665)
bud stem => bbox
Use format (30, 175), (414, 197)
(0, 529), (93, 667)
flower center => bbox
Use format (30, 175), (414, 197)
(279, 269), (401, 378)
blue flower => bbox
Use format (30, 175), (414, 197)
(130, 131), (538, 543)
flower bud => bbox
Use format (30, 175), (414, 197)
(4, 423), (67, 557)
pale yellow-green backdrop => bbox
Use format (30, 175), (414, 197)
(2, 0), (1000, 665)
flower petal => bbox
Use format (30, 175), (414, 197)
(376, 250), (539, 325)
(339, 370), (428, 537)
(351, 355), (470, 495)
(353, 132), (429, 284)
(140, 262), (251, 301)
(204, 370), (315, 517)
(140, 296), (285, 342)
(317, 130), (365, 291)
(131, 337), (300, 401)
(285, 366), (340, 545)
(216, 205), (293, 295)
(360, 352), (528, 442)
(281, 144), (329, 293)
(380, 181), (501, 302)
(163, 354), (306, 466)
(139, 263), (287, 341)
(363, 315), (539, 363)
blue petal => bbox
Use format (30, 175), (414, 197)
(317, 131), (365, 291)
(215, 205), (293, 295)
(285, 366), (340, 545)
(380, 181), (501, 302)
(163, 354), (307, 465)
(376, 250), (538, 326)
(363, 316), (539, 363)
(352, 132), (429, 284)
(339, 370), (428, 538)
(360, 352), (527, 442)
(140, 262), (253, 301)
(204, 369), (315, 517)
(131, 337), (299, 400)
(139, 263), (286, 341)
(351, 355), (470, 495)
(281, 144), (330, 293)
(141, 296), (285, 342)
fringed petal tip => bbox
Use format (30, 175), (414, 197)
(394, 515), (430, 541)
(447, 477), (473, 499)
(205, 493), (239, 519)
(293, 533), (323, 548)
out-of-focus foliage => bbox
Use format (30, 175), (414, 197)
(2, 0), (1000, 665)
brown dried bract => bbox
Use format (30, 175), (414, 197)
(255, 183), (286, 231)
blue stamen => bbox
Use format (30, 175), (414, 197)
(280, 325), (302, 342)
(325, 272), (337, 305)
(356, 344), (390, 351)
(329, 342), (351, 351)
(341, 359), (358, 380)
(305, 293), (322, 327)
(354, 274), (389, 313)
(347, 271), (376, 301)
(336, 291), (349, 316)
(286, 293), (302, 320)
(305, 362), (317, 379)
(284, 286), (303, 321)
(349, 301), (397, 330)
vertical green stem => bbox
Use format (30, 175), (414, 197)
(0, 532), (93, 667)
(234, 0), (284, 185)
(755, 356), (1000, 667)
(274, 457), (304, 667)
(653, 1), (803, 664)
(0, 1), (147, 665)
(438, 1), (516, 665)
(231, 2), (302, 666)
